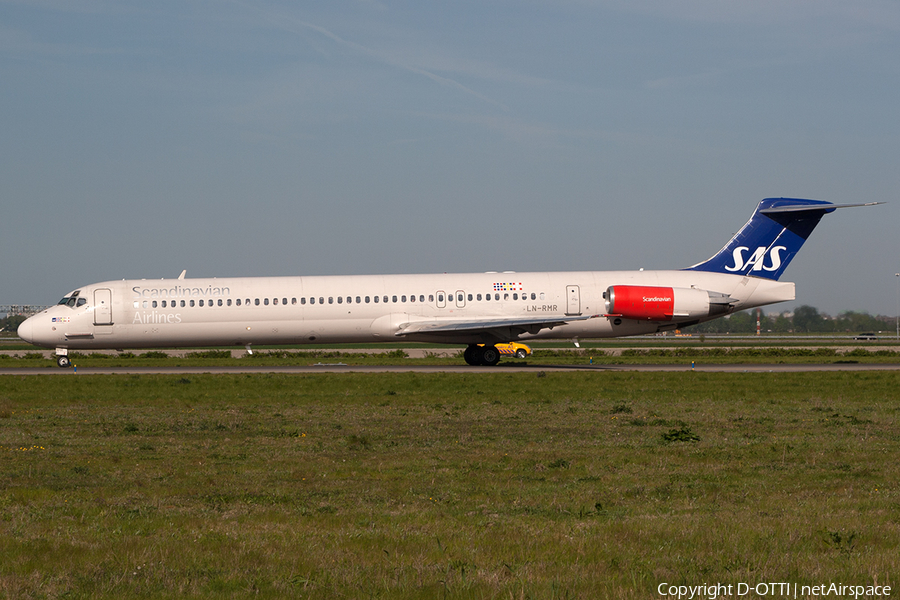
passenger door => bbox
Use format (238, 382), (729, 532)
(93, 288), (113, 326)
(565, 285), (581, 316)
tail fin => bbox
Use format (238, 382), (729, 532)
(686, 198), (880, 280)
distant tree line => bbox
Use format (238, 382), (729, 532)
(0, 314), (26, 333)
(682, 306), (896, 335)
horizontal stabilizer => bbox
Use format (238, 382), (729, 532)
(760, 201), (883, 214)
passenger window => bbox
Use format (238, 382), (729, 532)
(419, 295), (424, 302)
(337, 297), (343, 304)
(255, 299), (260, 306)
(152, 301), (158, 308)
(429, 294), (434, 302)
(217, 299), (222, 306)
(181, 300), (186, 307)
(301, 298), (306, 305)
(468, 294), (473, 301)
(320, 297), (325, 304)
(189, 300), (195, 307)
(356, 296), (361, 304)
(484, 294), (490, 302)
(328, 297), (333, 304)
(374, 296), (379, 303)
(309, 297), (315, 305)
(264, 298), (270, 306)
(236, 299), (241, 306)
(227, 299), (232, 306)
(401, 295), (406, 303)
(495, 293), (500, 300)
(540, 293), (545, 300)
(392, 296), (398, 303)
(199, 300), (204, 307)
(438, 294), (444, 302)
(504, 293), (509, 300)
(283, 298), (288, 305)
(292, 298), (297, 305)
(365, 296), (370, 303)
(383, 296), (388, 303)
(531, 293), (536, 300)
(274, 298), (279, 305)
(513, 293), (518, 300)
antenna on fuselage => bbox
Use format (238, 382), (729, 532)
(178, 270), (187, 280)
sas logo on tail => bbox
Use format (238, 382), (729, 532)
(725, 246), (787, 273)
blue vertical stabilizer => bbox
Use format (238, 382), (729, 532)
(686, 198), (843, 281)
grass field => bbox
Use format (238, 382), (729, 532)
(1, 371), (898, 598)
(4, 345), (900, 369)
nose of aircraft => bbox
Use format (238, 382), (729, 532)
(17, 317), (34, 344)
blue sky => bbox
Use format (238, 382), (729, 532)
(2, 0), (899, 317)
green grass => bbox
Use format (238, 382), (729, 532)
(3, 345), (900, 368)
(1, 372), (899, 598)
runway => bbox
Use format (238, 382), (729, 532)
(2, 362), (900, 375)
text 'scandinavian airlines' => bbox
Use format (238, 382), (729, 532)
(18, 198), (879, 367)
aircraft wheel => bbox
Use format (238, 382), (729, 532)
(463, 345), (480, 366)
(480, 345), (501, 366)
(56, 355), (71, 368)
(515, 349), (527, 359)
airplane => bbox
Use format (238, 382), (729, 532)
(17, 198), (879, 368)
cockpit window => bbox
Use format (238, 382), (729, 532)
(58, 291), (82, 308)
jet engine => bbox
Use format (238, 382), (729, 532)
(604, 285), (733, 321)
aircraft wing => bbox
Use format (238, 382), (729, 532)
(395, 314), (597, 341)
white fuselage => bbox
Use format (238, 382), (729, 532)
(19, 270), (794, 350)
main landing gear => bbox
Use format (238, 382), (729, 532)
(56, 355), (71, 368)
(464, 344), (501, 366)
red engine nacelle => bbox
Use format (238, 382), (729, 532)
(605, 285), (731, 321)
